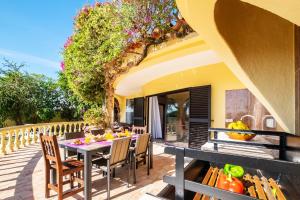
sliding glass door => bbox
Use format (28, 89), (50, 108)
(165, 91), (189, 145)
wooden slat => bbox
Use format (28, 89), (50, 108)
(244, 174), (257, 198)
(193, 167), (286, 200)
(193, 167), (213, 200)
(201, 167), (219, 200)
(253, 176), (267, 200)
(269, 178), (286, 200)
(261, 177), (276, 200)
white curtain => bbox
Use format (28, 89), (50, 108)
(149, 96), (162, 139)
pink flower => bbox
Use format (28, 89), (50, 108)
(64, 36), (73, 49)
(60, 62), (65, 71)
(95, 2), (101, 7)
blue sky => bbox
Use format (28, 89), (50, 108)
(0, 0), (99, 79)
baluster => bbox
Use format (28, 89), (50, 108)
(26, 128), (31, 145)
(47, 125), (51, 136)
(0, 131), (6, 155)
(33, 126), (38, 143)
(53, 125), (57, 136)
(59, 124), (63, 137)
(64, 124), (68, 135)
(6, 130), (14, 152)
(14, 129), (20, 150)
(43, 126), (47, 135)
(20, 128), (26, 147)
(75, 123), (79, 132)
(70, 123), (73, 132)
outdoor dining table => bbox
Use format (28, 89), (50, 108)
(57, 134), (152, 200)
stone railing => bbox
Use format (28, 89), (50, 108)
(0, 121), (87, 155)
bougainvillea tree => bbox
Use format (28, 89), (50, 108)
(63, 0), (192, 127)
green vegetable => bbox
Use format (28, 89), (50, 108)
(223, 164), (245, 178)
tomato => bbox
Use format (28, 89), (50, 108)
(217, 172), (244, 194)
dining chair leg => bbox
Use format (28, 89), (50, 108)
(107, 160), (110, 200)
(112, 168), (116, 178)
(58, 175), (63, 200)
(64, 148), (67, 160)
(133, 154), (137, 184)
(147, 147), (150, 176)
(70, 174), (74, 189)
(45, 166), (50, 198)
(77, 171), (81, 187)
(145, 153), (150, 176)
(130, 151), (133, 170)
(127, 161), (130, 188)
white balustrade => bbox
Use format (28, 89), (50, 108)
(0, 121), (86, 155)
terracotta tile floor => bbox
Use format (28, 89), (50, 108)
(0, 143), (175, 200)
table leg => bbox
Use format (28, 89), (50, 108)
(84, 152), (92, 200)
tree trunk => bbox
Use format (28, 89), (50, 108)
(105, 84), (115, 129)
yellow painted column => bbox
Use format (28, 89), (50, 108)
(14, 129), (20, 150)
(20, 128), (26, 147)
(0, 131), (6, 155)
(26, 128), (31, 145)
(6, 130), (14, 153)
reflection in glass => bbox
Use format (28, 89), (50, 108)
(165, 91), (189, 145)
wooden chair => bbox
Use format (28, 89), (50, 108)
(93, 137), (132, 200)
(90, 128), (105, 136)
(131, 133), (151, 183)
(132, 125), (147, 134)
(63, 131), (84, 159)
(40, 134), (84, 200)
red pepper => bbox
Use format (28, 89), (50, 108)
(217, 172), (244, 194)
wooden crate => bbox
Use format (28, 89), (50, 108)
(193, 167), (286, 200)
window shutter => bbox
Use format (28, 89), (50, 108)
(133, 97), (145, 126)
(189, 85), (211, 149)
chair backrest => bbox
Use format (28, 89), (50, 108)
(135, 133), (150, 155)
(90, 129), (105, 136)
(64, 131), (85, 140)
(40, 134), (62, 169)
(132, 125), (147, 134)
(109, 137), (131, 166)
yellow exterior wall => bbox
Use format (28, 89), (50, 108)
(214, 0), (295, 132)
(124, 63), (245, 128)
(176, 0), (296, 133)
(115, 33), (207, 88)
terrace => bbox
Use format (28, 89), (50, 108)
(1, 0), (300, 200)
(0, 138), (174, 200)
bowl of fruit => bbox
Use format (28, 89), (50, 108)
(227, 120), (256, 141)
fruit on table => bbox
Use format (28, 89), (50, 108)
(84, 137), (91, 144)
(224, 164), (244, 178)
(73, 139), (83, 145)
(227, 120), (255, 141)
(117, 132), (127, 138)
(217, 172), (244, 194)
(104, 132), (115, 140)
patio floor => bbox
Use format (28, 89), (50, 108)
(0, 143), (175, 200)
